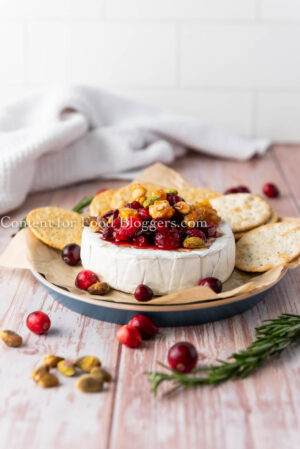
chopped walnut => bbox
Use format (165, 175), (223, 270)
(149, 200), (174, 219)
(131, 184), (147, 202)
(174, 201), (190, 215)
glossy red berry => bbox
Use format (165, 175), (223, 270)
(168, 342), (198, 373)
(115, 217), (143, 241)
(186, 228), (206, 240)
(132, 235), (150, 247)
(75, 270), (99, 290)
(138, 207), (151, 221)
(134, 284), (154, 302)
(62, 243), (81, 266)
(262, 182), (280, 198)
(117, 325), (142, 348)
(126, 201), (141, 210)
(129, 314), (158, 339)
(199, 277), (222, 293)
(224, 185), (251, 194)
(201, 223), (217, 238)
(154, 229), (181, 249)
(26, 311), (51, 335)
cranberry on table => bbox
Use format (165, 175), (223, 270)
(26, 311), (51, 335)
(262, 182), (280, 198)
(168, 342), (198, 373)
(117, 325), (142, 348)
(224, 185), (251, 194)
(199, 277), (222, 293)
(61, 243), (81, 266)
(134, 284), (154, 302)
(129, 314), (158, 339)
(75, 270), (99, 290)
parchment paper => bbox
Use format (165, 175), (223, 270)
(0, 163), (299, 306)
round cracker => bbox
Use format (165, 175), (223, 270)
(26, 207), (83, 250)
(235, 221), (300, 272)
(178, 187), (221, 203)
(90, 189), (118, 216)
(234, 205), (278, 240)
(210, 193), (271, 233)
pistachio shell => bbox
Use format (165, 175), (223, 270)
(76, 375), (103, 393)
(88, 282), (111, 296)
(38, 372), (59, 388)
(183, 237), (205, 249)
(91, 367), (112, 383)
(57, 360), (76, 377)
(31, 365), (49, 382)
(75, 356), (101, 372)
(0, 330), (22, 347)
(42, 354), (64, 368)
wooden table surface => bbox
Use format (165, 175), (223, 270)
(0, 145), (299, 449)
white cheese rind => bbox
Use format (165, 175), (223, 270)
(81, 221), (235, 295)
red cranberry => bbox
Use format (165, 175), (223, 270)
(61, 243), (81, 266)
(26, 311), (51, 335)
(262, 182), (280, 198)
(186, 228), (206, 240)
(201, 223), (217, 238)
(132, 235), (150, 247)
(96, 188), (107, 195)
(199, 277), (222, 293)
(138, 208), (151, 221)
(168, 342), (198, 373)
(115, 216), (143, 241)
(167, 194), (184, 206)
(102, 226), (113, 240)
(154, 229), (181, 249)
(102, 209), (119, 220)
(224, 185), (251, 194)
(111, 216), (121, 230)
(134, 284), (154, 302)
(126, 201), (141, 210)
(153, 218), (172, 233)
(129, 314), (158, 339)
(75, 270), (99, 290)
(117, 325), (142, 348)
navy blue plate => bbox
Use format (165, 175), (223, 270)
(32, 270), (286, 327)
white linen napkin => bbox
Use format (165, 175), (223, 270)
(0, 86), (270, 214)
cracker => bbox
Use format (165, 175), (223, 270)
(90, 189), (118, 216)
(210, 193), (271, 233)
(178, 187), (221, 204)
(235, 221), (300, 272)
(26, 207), (83, 250)
(234, 205), (278, 240)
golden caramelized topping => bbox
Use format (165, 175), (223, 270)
(149, 200), (175, 219)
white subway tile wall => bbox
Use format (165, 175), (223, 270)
(0, 0), (300, 141)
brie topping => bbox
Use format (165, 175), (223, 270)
(81, 220), (235, 295)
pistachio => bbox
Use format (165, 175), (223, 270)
(37, 372), (59, 388)
(164, 188), (178, 194)
(75, 356), (101, 372)
(76, 375), (103, 393)
(31, 365), (50, 382)
(143, 195), (161, 208)
(57, 360), (76, 377)
(91, 367), (112, 383)
(183, 237), (205, 249)
(42, 354), (64, 368)
(88, 281), (111, 296)
(174, 201), (190, 215)
(0, 330), (22, 347)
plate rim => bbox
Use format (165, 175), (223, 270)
(31, 267), (287, 313)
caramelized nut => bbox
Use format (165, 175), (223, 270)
(131, 184), (147, 202)
(143, 195), (161, 208)
(164, 188), (178, 194)
(174, 201), (190, 215)
(149, 200), (174, 219)
(0, 330), (22, 347)
(88, 281), (111, 296)
(148, 189), (167, 200)
(119, 208), (138, 220)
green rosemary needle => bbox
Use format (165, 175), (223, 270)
(146, 313), (300, 396)
(72, 196), (94, 213)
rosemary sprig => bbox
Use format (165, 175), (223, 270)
(72, 196), (94, 213)
(146, 313), (300, 396)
